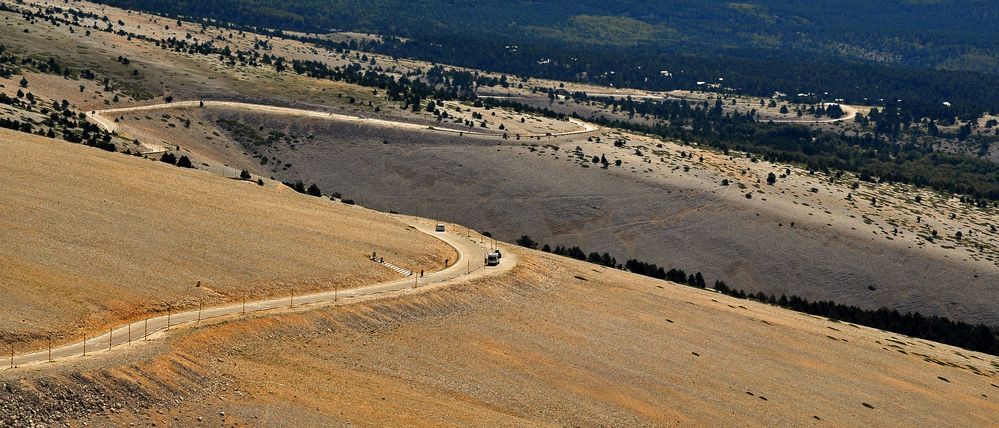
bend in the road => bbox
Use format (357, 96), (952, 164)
(87, 100), (599, 139)
(2, 219), (514, 371)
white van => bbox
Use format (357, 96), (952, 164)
(435, 223), (446, 232)
(486, 252), (500, 266)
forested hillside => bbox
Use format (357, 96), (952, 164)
(97, 0), (999, 119)
(98, 0), (999, 71)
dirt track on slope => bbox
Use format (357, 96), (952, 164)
(2, 218), (511, 371)
(88, 100), (599, 138)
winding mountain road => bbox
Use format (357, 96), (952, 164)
(3, 218), (515, 371)
(767, 103), (859, 124)
(86, 100), (598, 138)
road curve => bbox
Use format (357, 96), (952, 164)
(86, 100), (599, 139)
(2, 217), (515, 371)
(767, 103), (859, 124)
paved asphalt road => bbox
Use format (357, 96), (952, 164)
(86, 100), (598, 138)
(3, 218), (514, 371)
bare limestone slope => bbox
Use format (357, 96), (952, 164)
(3, 0), (995, 327)
(197, 110), (999, 325)
(2, 250), (996, 426)
(0, 128), (454, 348)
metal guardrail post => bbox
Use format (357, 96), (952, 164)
(4, 226), (480, 369)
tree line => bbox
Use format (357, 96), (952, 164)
(514, 235), (999, 356)
(66, 0), (999, 120)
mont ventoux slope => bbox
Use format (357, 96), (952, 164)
(2, 124), (997, 426)
(1, 0), (998, 425)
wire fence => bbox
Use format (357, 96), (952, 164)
(2, 224), (495, 371)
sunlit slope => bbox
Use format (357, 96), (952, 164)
(0, 128), (453, 346)
(41, 250), (999, 426)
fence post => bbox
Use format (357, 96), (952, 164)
(48, 337), (52, 362)
(83, 335), (87, 356)
(9, 343), (12, 369)
(198, 302), (202, 322)
(144, 318), (148, 340)
(167, 306), (171, 331)
(108, 327), (112, 351)
(128, 323), (132, 345)
(290, 292), (294, 308)
(242, 297), (246, 315)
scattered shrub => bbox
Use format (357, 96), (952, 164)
(176, 155), (194, 168)
(515, 235), (538, 249)
(306, 183), (322, 197)
(160, 152), (177, 164)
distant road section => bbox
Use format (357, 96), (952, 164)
(767, 103), (859, 124)
(87, 100), (598, 138)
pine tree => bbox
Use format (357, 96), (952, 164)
(160, 152), (177, 165)
(515, 235), (537, 249)
(176, 155), (194, 168)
